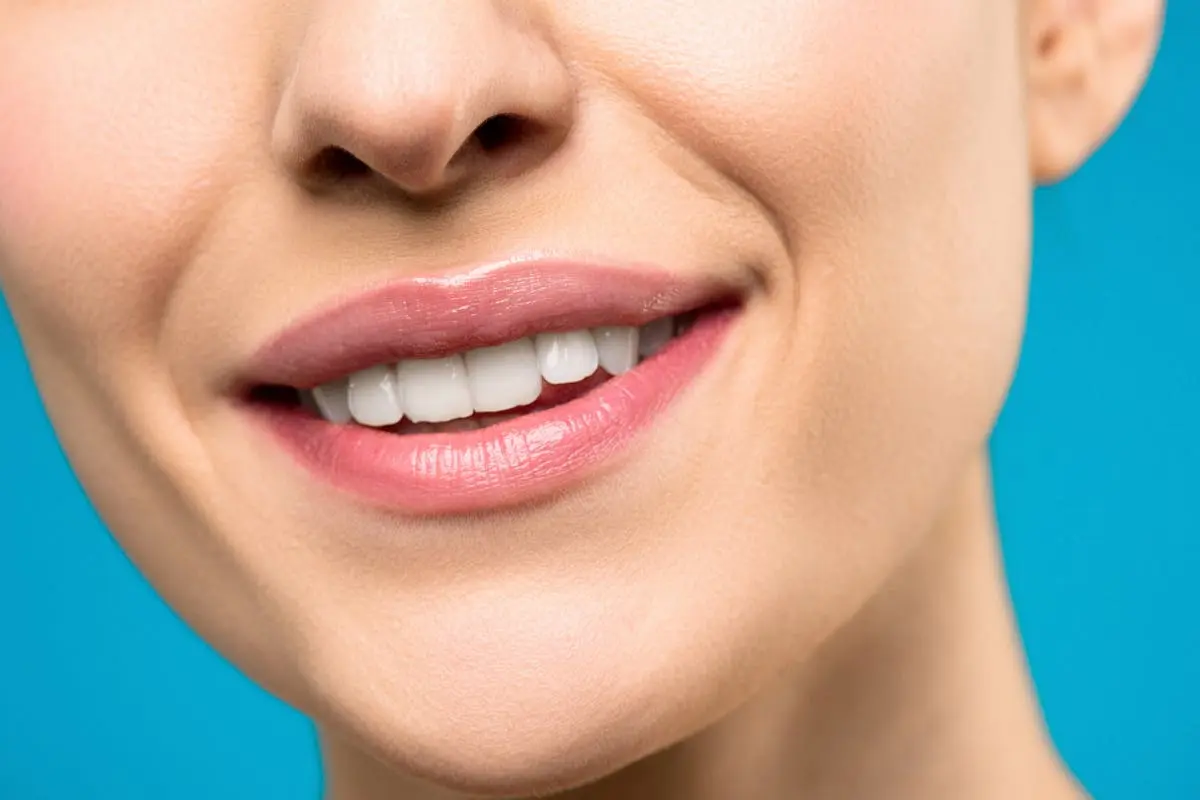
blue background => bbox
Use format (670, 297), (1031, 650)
(1, 8), (1197, 800)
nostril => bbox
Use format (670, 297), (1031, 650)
(297, 114), (553, 194)
(308, 146), (372, 181)
(472, 113), (532, 153)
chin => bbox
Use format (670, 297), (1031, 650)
(309, 652), (705, 796)
(286, 573), (791, 797)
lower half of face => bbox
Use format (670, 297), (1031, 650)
(0, 1), (1030, 794)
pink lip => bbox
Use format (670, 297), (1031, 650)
(241, 259), (742, 390)
(240, 259), (745, 515)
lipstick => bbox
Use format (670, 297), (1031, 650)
(239, 259), (744, 514)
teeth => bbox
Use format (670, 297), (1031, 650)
(535, 330), (600, 385)
(407, 417), (481, 434)
(310, 314), (686, 429)
(311, 378), (353, 424)
(638, 317), (674, 358)
(464, 337), (543, 413)
(347, 365), (403, 427)
(396, 354), (474, 423)
(480, 413), (522, 428)
(591, 326), (639, 375)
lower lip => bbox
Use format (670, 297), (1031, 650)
(248, 309), (738, 515)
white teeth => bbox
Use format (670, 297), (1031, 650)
(311, 378), (353, 424)
(464, 337), (543, 413)
(535, 330), (600, 385)
(347, 366), (403, 427)
(592, 326), (639, 375)
(638, 317), (674, 358)
(314, 315), (685, 429)
(396, 354), (474, 423)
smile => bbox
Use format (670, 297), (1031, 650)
(297, 307), (703, 432)
(239, 259), (746, 514)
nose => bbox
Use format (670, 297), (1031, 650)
(272, 1), (575, 198)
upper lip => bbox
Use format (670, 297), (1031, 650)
(239, 258), (747, 391)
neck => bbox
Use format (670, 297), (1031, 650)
(321, 451), (1084, 800)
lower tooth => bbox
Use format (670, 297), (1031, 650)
(437, 417), (481, 433)
(405, 417), (481, 434)
(481, 414), (522, 428)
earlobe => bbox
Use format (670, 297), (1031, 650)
(1027, 0), (1164, 184)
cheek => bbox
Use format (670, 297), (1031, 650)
(0, 8), (256, 374)
(571, 1), (1032, 549)
(567, 0), (1032, 402)
(563, 2), (1016, 208)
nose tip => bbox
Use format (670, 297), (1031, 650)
(271, 2), (575, 198)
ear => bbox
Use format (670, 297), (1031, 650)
(1027, 0), (1164, 183)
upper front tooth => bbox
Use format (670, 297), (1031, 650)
(347, 365), (403, 427)
(592, 326), (639, 375)
(396, 354), (474, 423)
(535, 330), (600, 385)
(637, 317), (674, 358)
(464, 337), (543, 413)
(312, 378), (353, 424)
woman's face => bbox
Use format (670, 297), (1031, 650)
(0, 1), (1034, 793)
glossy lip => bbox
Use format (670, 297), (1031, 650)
(251, 308), (737, 514)
(238, 258), (747, 515)
(239, 258), (746, 391)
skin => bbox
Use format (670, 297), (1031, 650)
(0, 1), (1162, 798)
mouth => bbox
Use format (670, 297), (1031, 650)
(238, 259), (746, 515)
